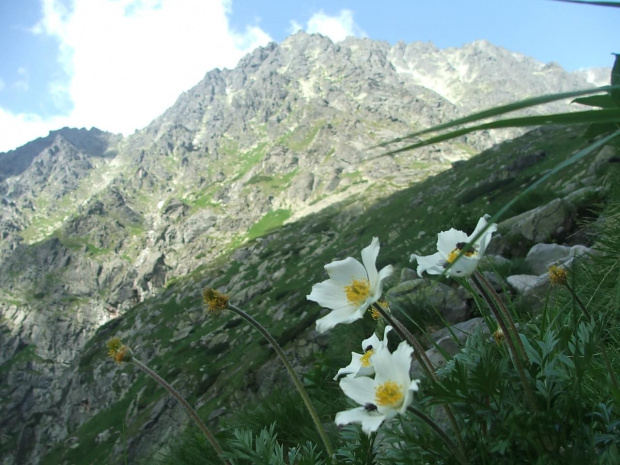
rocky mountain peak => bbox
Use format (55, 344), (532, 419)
(0, 32), (613, 464)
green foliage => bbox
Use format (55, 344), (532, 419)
(222, 424), (327, 465)
(247, 209), (292, 240)
(335, 426), (378, 465)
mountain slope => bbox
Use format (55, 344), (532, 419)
(0, 32), (611, 464)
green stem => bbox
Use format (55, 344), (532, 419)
(371, 303), (434, 378)
(130, 358), (228, 465)
(227, 304), (336, 463)
(407, 406), (468, 465)
(469, 276), (539, 413)
(371, 303), (467, 460)
(473, 271), (527, 360)
(564, 282), (591, 320)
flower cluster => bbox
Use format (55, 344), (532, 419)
(305, 217), (496, 433)
(336, 336), (420, 434)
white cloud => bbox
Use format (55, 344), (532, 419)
(0, 0), (272, 152)
(0, 108), (72, 152)
(13, 67), (30, 92)
(302, 9), (366, 43)
(288, 19), (302, 36)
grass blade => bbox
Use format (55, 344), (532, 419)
(376, 85), (620, 148)
(383, 108), (620, 155)
(552, 0), (620, 7)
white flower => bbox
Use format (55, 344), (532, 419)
(411, 214), (497, 277)
(335, 341), (420, 434)
(307, 237), (393, 333)
(334, 326), (393, 380)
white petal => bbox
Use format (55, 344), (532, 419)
(446, 256), (480, 277)
(334, 352), (364, 380)
(361, 237), (380, 288)
(335, 407), (386, 434)
(361, 325), (392, 352)
(339, 374), (376, 405)
(362, 332), (381, 351)
(315, 305), (365, 333)
(398, 379), (421, 415)
(437, 228), (468, 258)
(325, 257), (367, 285)
(374, 264), (394, 297)
(374, 341), (413, 388)
(468, 215), (497, 252)
(411, 252), (445, 276)
(469, 215), (491, 242)
(306, 279), (349, 310)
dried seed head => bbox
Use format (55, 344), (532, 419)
(548, 265), (568, 286)
(107, 337), (133, 364)
(493, 328), (505, 345)
(203, 288), (229, 316)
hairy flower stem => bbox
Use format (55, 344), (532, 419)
(564, 282), (619, 390)
(227, 304), (336, 463)
(371, 303), (467, 459)
(371, 303), (434, 378)
(407, 406), (468, 465)
(469, 276), (539, 413)
(130, 358), (228, 465)
(473, 271), (527, 360)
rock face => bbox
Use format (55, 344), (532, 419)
(0, 32), (612, 465)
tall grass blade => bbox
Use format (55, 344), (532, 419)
(376, 85), (620, 148)
(382, 108), (620, 155)
(553, 0), (620, 7)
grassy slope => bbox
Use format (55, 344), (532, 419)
(39, 124), (616, 464)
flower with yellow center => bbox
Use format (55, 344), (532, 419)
(307, 237), (393, 333)
(335, 341), (419, 434)
(334, 326), (393, 380)
(411, 214), (497, 277)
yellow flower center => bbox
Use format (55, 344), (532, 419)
(345, 278), (371, 307)
(375, 381), (403, 407)
(360, 349), (375, 367)
(447, 244), (476, 263)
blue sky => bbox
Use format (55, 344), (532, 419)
(0, 0), (617, 153)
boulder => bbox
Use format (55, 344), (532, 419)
(411, 317), (487, 376)
(500, 198), (575, 244)
(506, 273), (551, 312)
(525, 243), (592, 275)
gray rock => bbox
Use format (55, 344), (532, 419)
(500, 197), (575, 244)
(412, 317), (487, 376)
(506, 273), (551, 311)
(507, 274), (547, 294)
(183, 212), (217, 244)
(587, 144), (618, 176)
(429, 317), (487, 344)
(525, 243), (592, 275)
